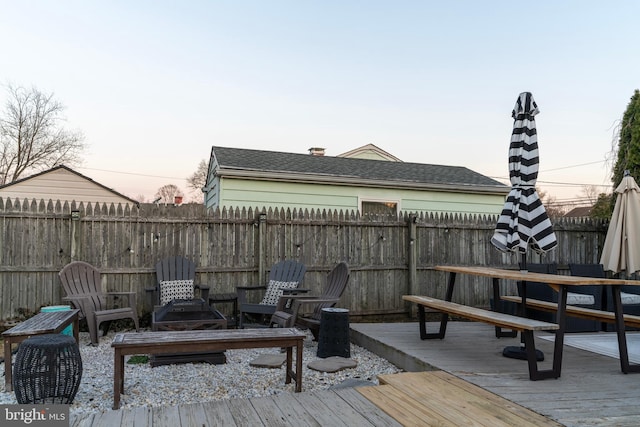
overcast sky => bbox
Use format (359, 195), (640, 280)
(1, 1), (638, 203)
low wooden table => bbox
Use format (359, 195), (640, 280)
(2, 309), (80, 391)
(111, 328), (305, 409)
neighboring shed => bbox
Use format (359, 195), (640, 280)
(0, 165), (138, 206)
(564, 206), (593, 217)
(203, 146), (509, 216)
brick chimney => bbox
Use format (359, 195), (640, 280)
(309, 147), (325, 156)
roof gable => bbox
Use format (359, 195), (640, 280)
(338, 144), (403, 162)
(0, 165), (138, 205)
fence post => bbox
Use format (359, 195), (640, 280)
(258, 211), (267, 285)
(407, 214), (417, 318)
(70, 209), (81, 261)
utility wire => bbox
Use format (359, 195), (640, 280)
(76, 166), (189, 181)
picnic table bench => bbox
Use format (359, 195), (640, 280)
(2, 309), (80, 391)
(501, 295), (640, 328)
(111, 328), (305, 409)
(403, 295), (559, 380)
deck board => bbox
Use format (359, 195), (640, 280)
(200, 400), (238, 426)
(269, 393), (322, 427)
(178, 402), (209, 427)
(290, 390), (352, 427)
(226, 397), (264, 426)
(332, 387), (402, 427)
(248, 395), (294, 427)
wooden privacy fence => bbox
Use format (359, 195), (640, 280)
(0, 198), (608, 323)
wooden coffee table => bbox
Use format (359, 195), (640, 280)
(111, 328), (305, 409)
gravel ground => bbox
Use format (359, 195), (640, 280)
(1, 328), (401, 418)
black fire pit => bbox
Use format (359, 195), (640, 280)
(150, 299), (227, 367)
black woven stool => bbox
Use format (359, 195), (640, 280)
(317, 308), (351, 358)
(13, 334), (83, 404)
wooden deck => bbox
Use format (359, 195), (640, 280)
(71, 387), (402, 427)
(351, 322), (640, 427)
(71, 322), (640, 426)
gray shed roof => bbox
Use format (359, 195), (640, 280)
(210, 146), (509, 194)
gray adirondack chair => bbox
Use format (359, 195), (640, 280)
(59, 261), (139, 345)
(149, 256), (210, 308)
(237, 260), (306, 328)
(270, 262), (350, 339)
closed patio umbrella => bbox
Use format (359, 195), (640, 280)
(491, 92), (558, 267)
(492, 92), (557, 361)
(600, 172), (640, 275)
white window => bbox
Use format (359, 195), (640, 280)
(360, 199), (399, 217)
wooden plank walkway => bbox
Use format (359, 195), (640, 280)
(359, 371), (561, 426)
(70, 387), (402, 426)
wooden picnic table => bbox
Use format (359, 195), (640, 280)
(434, 265), (640, 378)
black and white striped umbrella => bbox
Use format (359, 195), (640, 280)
(491, 92), (557, 260)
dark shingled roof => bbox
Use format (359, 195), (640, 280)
(564, 206), (592, 217)
(211, 146), (507, 191)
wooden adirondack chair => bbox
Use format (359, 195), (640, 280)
(270, 262), (350, 339)
(59, 261), (140, 345)
(237, 260), (306, 328)
(149, 256), (210, 308)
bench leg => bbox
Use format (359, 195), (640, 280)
(418, 305), (447, 339)
(523, 285), (574, 381)
(522, 330), (560, 380)
(73, 317), (80, 344)
(284, 343), (302, 392)
(493, 278), (518, 338)
(296, 342), (302, 392)
(285, 346), (292, 385)
(521, 285), (566, 381)
(4, 338), (13, 392)
(113, 350), (124, 409)
(417, 271), (455, 339)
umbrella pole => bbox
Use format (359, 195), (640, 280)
(503, 252), (545, 361)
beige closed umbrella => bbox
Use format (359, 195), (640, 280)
(600, 172), (640, 275)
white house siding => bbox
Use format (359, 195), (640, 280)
(211, 177), (506, 216)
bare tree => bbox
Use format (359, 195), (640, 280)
(133, 194), (147, 203)
(186, 159), (208, 203)
(581, 185), (600, 205)
(0, 84), (86, 184)
(155, 184), (183, 204)
(537, 187), (567, 218)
